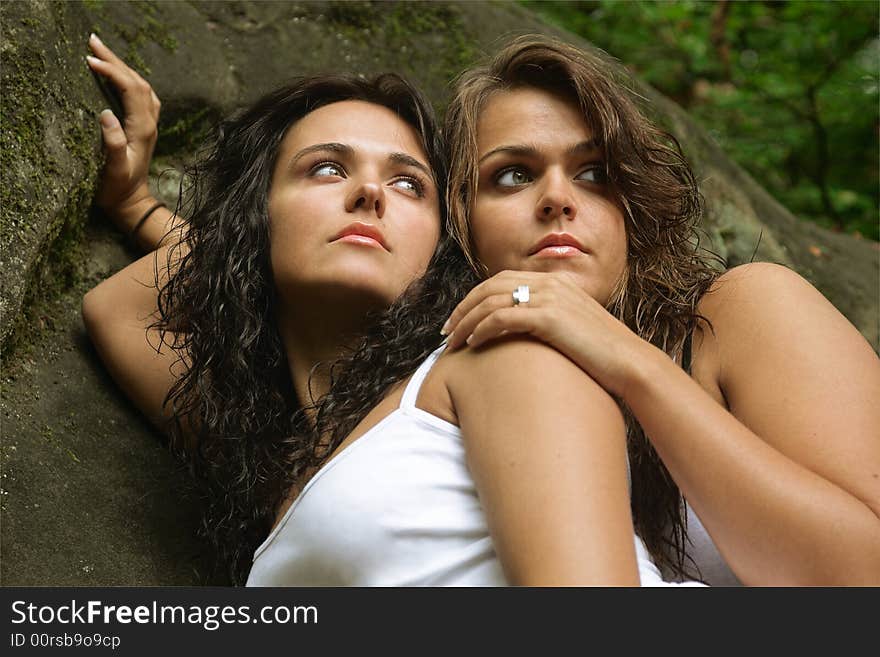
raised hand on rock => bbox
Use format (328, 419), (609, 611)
(86, 33), (170, 249)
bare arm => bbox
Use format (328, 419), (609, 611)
(446, 338), (639, 586)
(444, 263), (880, 584)
(83, 35), (193, 440)
(82, 244), (189, 435)
(627, 263), (880, 585)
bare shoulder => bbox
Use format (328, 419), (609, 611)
(697, 262), (877, 401)
(698, 262), (813, 318)
(449, 335), (590, 382)
(696, 262), (867, 346)
(691, 268), (880, 526)
(445, 336), (622, 419)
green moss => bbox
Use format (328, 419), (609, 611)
(0, 9), (50, 351)
(83, 0), (178, 77)
(2, 0), (185, 354)
(2, 185), (92, 363)
(155, 105), (221, 157)
(318, 1), (479, 105)
(388, 1), (481, 75)
(0, 3), (102, 356)
(0, 42), (49, 239)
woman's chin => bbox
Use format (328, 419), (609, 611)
(278, 268), (410, 308)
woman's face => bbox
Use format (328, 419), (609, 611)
(268, 100), (441, 309)
(470, 87), (627, 306)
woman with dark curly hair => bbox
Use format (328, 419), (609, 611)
(304, 35), (879, 587)
(82, 35), (449, 584)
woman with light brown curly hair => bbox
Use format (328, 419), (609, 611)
(438, 35), (880, 585)
(83, 35), (450, 584)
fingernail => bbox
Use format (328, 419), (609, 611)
(99, 109), (118, 127)
(90, 33), (103, 46)
(465, 334), (473, 346)
(440, 319), (450, 336)
(86, 55), (99, 66)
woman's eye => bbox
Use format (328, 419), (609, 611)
(391, 177), (424, 197)
(576, 165), (606, 184)
(496, 168), (532, 187)
(311, 162), (345, 177)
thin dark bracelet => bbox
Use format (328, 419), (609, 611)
(130, 201), (166, 240)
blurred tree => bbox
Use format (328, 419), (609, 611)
(523, 0), (879, 239)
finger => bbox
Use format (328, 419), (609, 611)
(86, 53), (138, 96)
(99, 109), (129, 168)
(443, 276), (504, 334)
(88, 60), (158, 144)
(122, 74), (159, 130)
(443, 270), (537, 335)
(128, 68), (155, 102)
(88, 33), (128, 68)
(467, 307), (543, 349)
(447, 293), (518, 350)
(86, 39), (154, 101)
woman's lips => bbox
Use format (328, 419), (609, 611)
(331, 222), (389, 251)
(529, 233), (588, 258)
(336, 234), (384, 248)
(533, 245), (583, 258)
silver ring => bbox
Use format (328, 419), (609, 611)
(512, 285), (530, 306)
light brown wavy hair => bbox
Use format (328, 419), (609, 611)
(444, 34), (723, 578)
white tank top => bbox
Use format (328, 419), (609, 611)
(683, 504), (741, 586)
(246, 345), (702, 586)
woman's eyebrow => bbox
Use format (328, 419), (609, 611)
(289, 142), (352, 168)
(479, 139), (599, 164)
(388, 152), (433, 180)
(287, 144), (431, 179)
(567, 139), (599, 157)
(478, 144), (537, 164)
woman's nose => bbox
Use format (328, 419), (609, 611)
(345, 180), (386, 219)
(536, 172), (577, 222)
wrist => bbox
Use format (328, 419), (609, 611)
(108, 187), (157, 233)
(618, 340), (675, 404)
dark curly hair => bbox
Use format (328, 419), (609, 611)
(444, 35), (724, 579)
(152, 73), (447, 584)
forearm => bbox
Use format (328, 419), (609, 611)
(83, 241), (190, 432)
(625, 347), (880, 585)
(108, 192), (183, 253)
(452, 340), (640, 586)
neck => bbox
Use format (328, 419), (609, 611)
(277, 289), (382, 411)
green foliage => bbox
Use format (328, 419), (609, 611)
(523, 0), (879, 239)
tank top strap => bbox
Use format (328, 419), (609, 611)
(399, 342), (448, 411)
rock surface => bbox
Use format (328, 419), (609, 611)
(1, 1), (877, 586)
